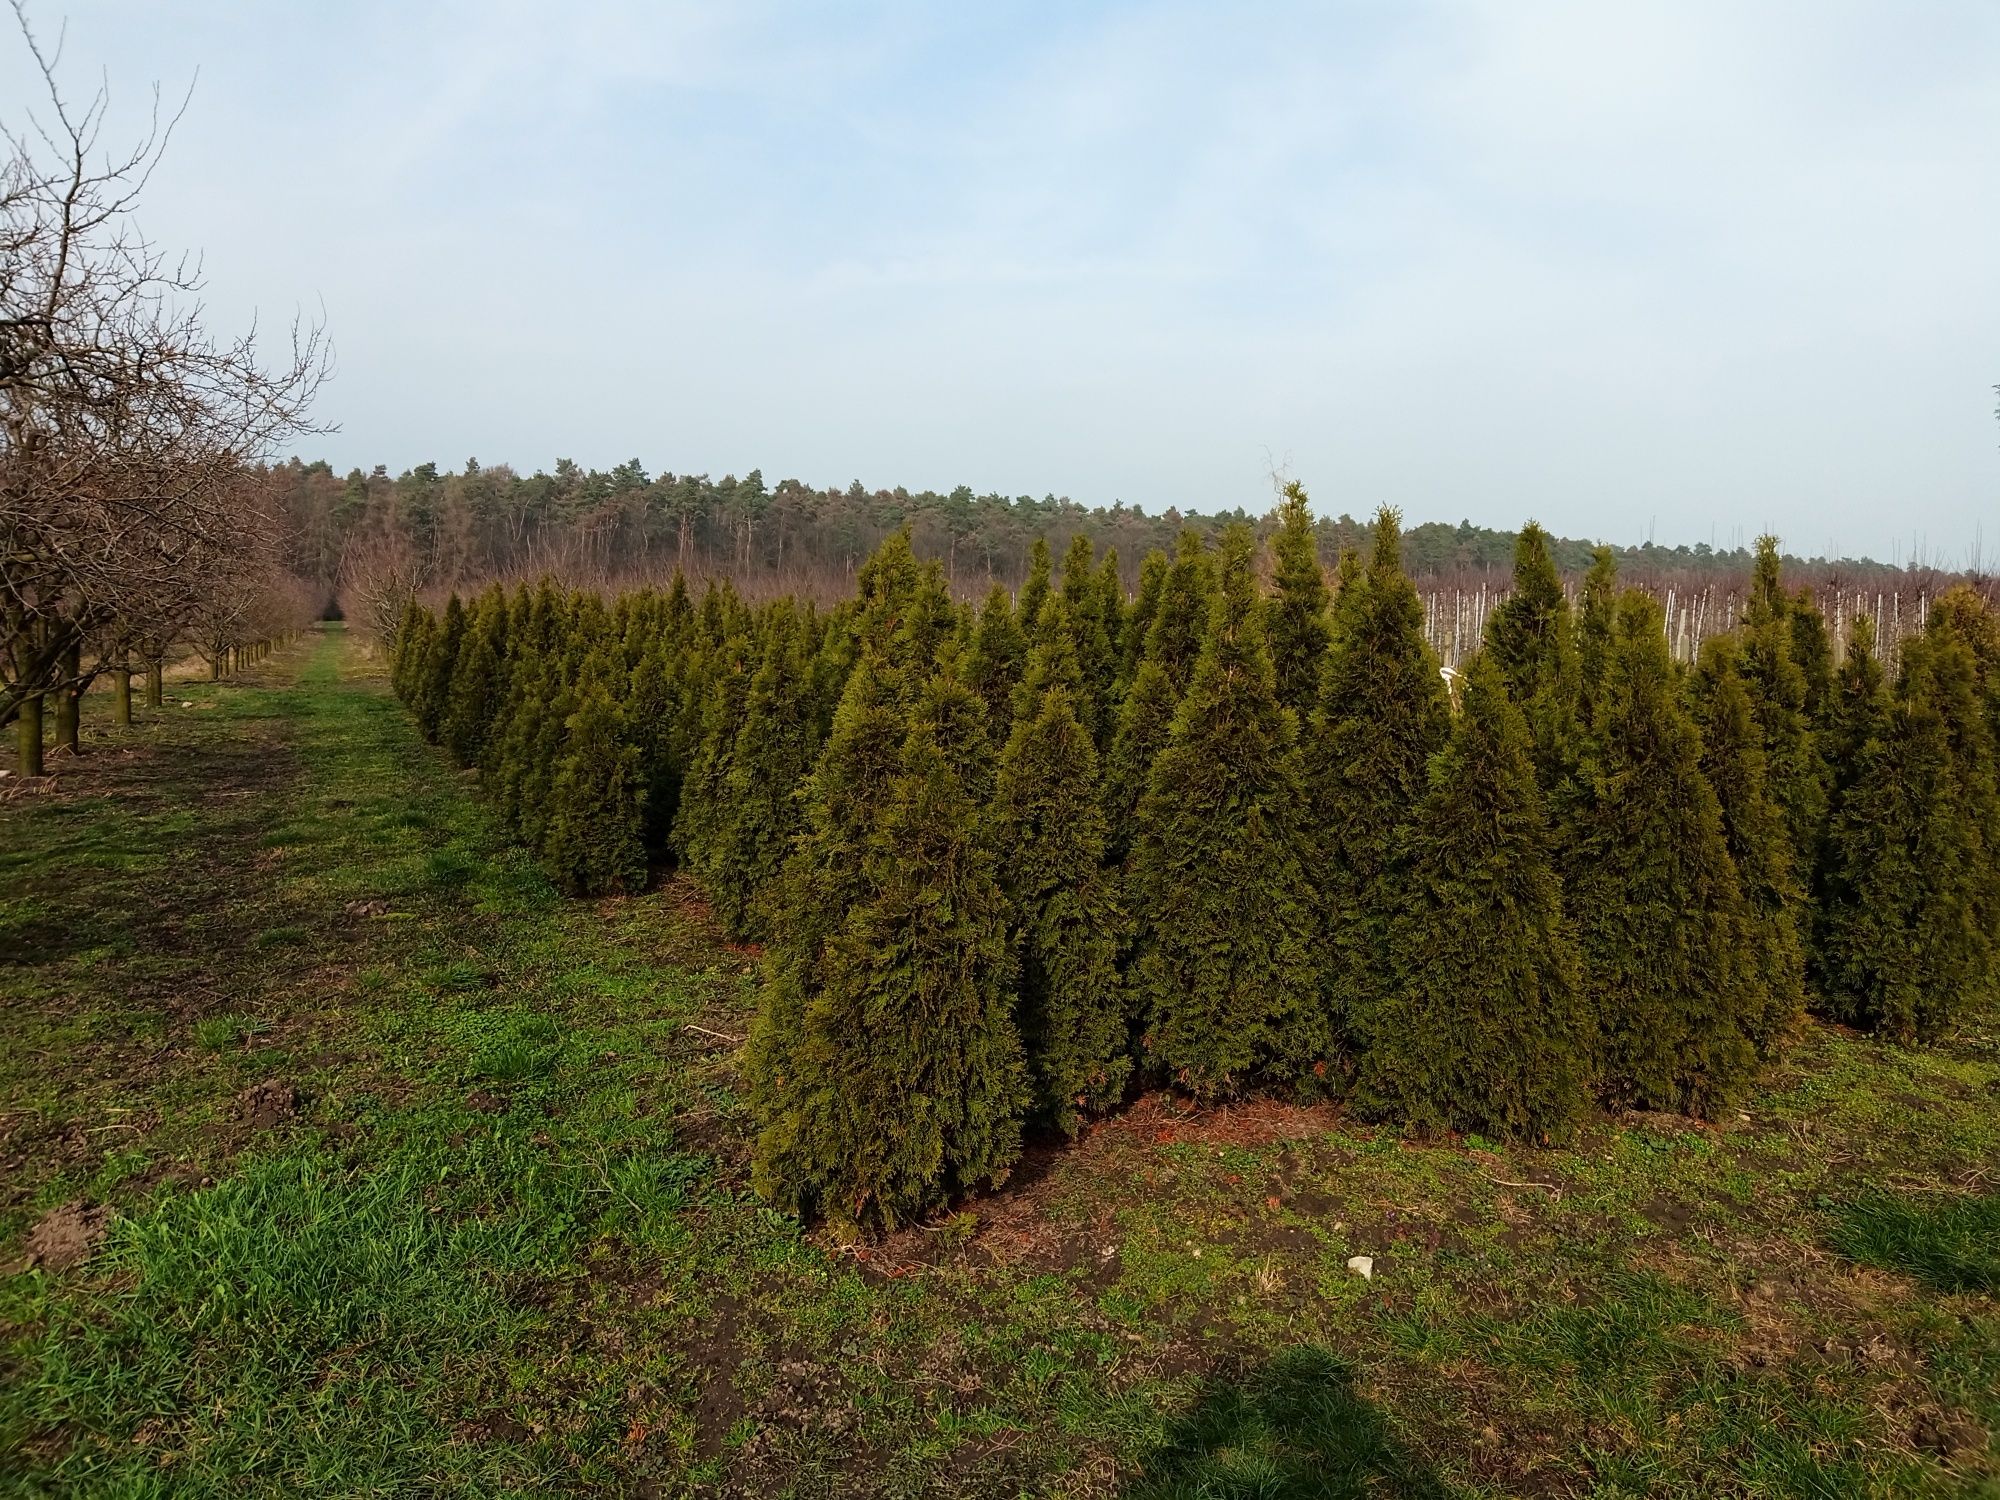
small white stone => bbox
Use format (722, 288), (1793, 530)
(1346, 1254), (1374, 1281)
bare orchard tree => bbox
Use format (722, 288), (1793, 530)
(336, 511), (430, 651)
(1, 2), (328, 773)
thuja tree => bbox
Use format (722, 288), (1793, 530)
(1484, 521), (1579, 796)
(1304, 507), (1450, 1044)
(1058, 533), (1119, 748)
(1740, 536), (1826, 884)
(1017, 536), (1054, 636)
(1121, 548), (1170, 687)
(1144, 531), (1217, 698)
(708, 603), (822, 938)
(672, 627), (755, 879)
(1566, 591), (1758, 1114)
(1357, 653), (1592, 1140)
(1265, 482), (1331, 719)
(964, 582), (1027, 744)
(415, 593), (467, 743)
(1921, 591), (2000, 1006)
(1689, 636), (1807, 1058)
(1574, 545), (1619, 730)
(748, 659), (1026, 1231)
(391, 599), (430, 703)
(748, 652), (910, 1216)
(993, 651), (1130, 1133)
(1789, 587), (1836, 726)
(626, 627), (686, 851)
(541, 652), (648, 897)
(1128, 524), (1323, 1096)
(1102, 657), (1177, 865)
(1815, 630), (1990, 1040)
(443, 588), (509, 768)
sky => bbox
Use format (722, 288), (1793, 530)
(7, 1), (1998, 561)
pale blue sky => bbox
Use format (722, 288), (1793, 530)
(10, 2), (1998, 560)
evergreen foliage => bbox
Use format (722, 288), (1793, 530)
(541, 655), (648, 897)
(1102, 657), (1178, 867)
(1266, 481), (1331, 719)
(1565, 592), (1758, 1115)
(1016, 536), (1053, 637)
(415, 593), (466, 743)
(1122, 548), (1169, 686)
(1057, 534), (1118, 747)
(1355, 654), (1591, 1139)
(708, 604), (822, 938)
(1484, 521), (1579, 794)
(1814, 631), (1989, 1041)
(964, 582), (1027, 744)
(1304, 508), (1449, 1045)
(1144, 531), (1217, 698)
(1739, 536), (1826, 886)
(1689, 637), (1807, 1058)
(1128, 525), (1323, 1097)
(443, 589), (507, 767)
(993, 655), (1130, 1133)
(748, 658), (1026, 1231)
(672, 629), (754, 879)
(1789, 587), (1835, 725)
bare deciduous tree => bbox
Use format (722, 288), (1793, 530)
(2, 1), (329, 773)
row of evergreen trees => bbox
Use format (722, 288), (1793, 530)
(392, 489), (2000, 1231)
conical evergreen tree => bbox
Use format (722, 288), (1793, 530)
(443, 589), (508, 768)
(391, 600), (429, 702)
(1574, 546), (1619, 724)
(1017, 536), (1053, 634)
(1144, 531), (1217, 697)
(673, 626), (755, 878)
(1566, 591), (1759, 1114)
(1092, 547), (1127, 731)
(708, 604), (822, 938)
(993, 654), (1130, 1134)
(1058, 534), (1118, 747)
(1102, 657), (1178, 866)
(1357, 653), (1592, 1139)
(416, 594), (467, 742)
(626, 628), (685, 852)
(964, 582), (1027, 744)
(1304, 508), (1450, 1045)
(1484, 521), (1579, 795)
(1739, 536), (1826, 887)
(1128, 524), (1324, 1096)
(1789, 587), (1835, 726)
(748, 665), (1026, 1231)
(1689, 636), (1807, 1059)
(1814, 630), (1989, 1040)
(1121, 549), (1170, 689)
(1267, 481), (1331, 719)
(541, 654), (648, 896)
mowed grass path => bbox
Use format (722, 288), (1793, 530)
(0, 627), (1996, 1497)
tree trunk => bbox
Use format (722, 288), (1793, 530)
(17, 693), (43, 777)
(147, 660), (163, 708)
(114, 666), (132, 726)
(211, 652), (223, 681)
(55, 644), (81, 754)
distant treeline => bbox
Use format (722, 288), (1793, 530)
(389, 489), (2000, 1233)
(271, 457), (1963, 607)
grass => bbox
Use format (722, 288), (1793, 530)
(1829, 1191), (2000, 1296)
(0, 625), (1995, 1496)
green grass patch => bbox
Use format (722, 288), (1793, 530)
(1828, 1188), (2000, 1294)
